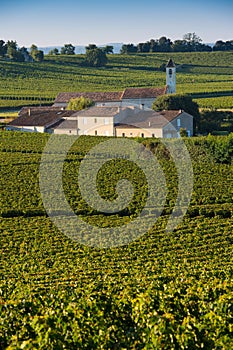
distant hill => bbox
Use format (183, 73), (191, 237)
(38, 43), (124, 55)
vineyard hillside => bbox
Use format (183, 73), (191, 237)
(0, 51), (232, 109)
(0, 131), (233, 348)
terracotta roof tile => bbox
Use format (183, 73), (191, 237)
(121, 87), (166, 99)
(54, 91), (122, 103)
(8, 107), (75, 127)
(54, 87), (166, 104)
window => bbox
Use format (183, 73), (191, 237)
(169, 68), (172, 76)
(94, 118), (97, 123)
(152, 133), (155, 138)
(95, 130), (98, 136)
(177, 118), (181, 127)
(122, 133), (125, 137)
(141, 133), (144, 138)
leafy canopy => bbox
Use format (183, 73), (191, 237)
(84, 48), (108, 67)
(67, 96), (94, 110)
(152, 94), (200, 131)
(30, 44), (44, 62)
(60, 44), (75, 55)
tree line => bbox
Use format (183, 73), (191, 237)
(49, 43), (110, 67)
(49, 43), (114, 55)
(1, 34), (232, 66)
(120, 33), (233, 53)
(0, 40), (44, 62)
(47, 34), (233, 55)
(0, 40), (110, 67)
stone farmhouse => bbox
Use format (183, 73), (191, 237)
(53, 87), (166, 110)
(7, 107), (76, 133)
(7, 58), (194, 137)
(7, 105), (193, 138)
(53, 58), (176, 109)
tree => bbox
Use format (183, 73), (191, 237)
(67, 96), (94, 110)
(172, 40), (189, 52)
(30, 44), (44, 61)
(85, 48), (108, 67)
(60, 44), (75, 55)
(102, 45), (114, 54)
(157, 36), (172, 52)
(180, 128), (188, 137)
(183, 32), (203, 51)
(6, 40), (25, 61)
(137, 42), (150, 53)
(199, 110), (233, 134)
(30, 44), (38, 52)
(49, 48), (59, 55)
(6, 46), (17, 60)
(0, 40), (7, 57)
(19, 47), (33, 62)
(213, 40), (233, 51)
(8, 48), (25, 62)
(6, 40), (17, 59)
(225, 40), (233, 50)
(120, 44), (137, 54)
(152, 94), (200, 132)
(149, 39), (159, 52)
(85, 44), (97, 51)
(32, 50), (44, 62)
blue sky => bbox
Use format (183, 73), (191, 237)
(1, 0), (232, 47)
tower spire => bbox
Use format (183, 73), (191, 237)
(166, 58), (176, 94)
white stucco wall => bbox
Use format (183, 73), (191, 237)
(120, 98), (156, 109)
(166, 67), (176, 94)
(55, 98), (157, 109)
(6, 125), (45, 133)
(169, 112), (193, 137)
(115, 127), (163, 138)
(53, 128), (78, 135)
(77, 116), (115, 136)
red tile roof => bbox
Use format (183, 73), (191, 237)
(54, 87), (166, 104)
(8, 107), (75, 127)
(121, 87), (166, 99)
(54, 91), (122, 103)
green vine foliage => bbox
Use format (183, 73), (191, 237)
(0, 131), (233, 349)
(0, 51), (232, 109)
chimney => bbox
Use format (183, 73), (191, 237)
(148, 121), (151, 127)
(28, 108), (31, 116)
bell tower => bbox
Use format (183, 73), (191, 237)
(166, 58), (176, 94)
